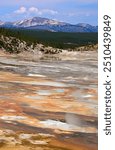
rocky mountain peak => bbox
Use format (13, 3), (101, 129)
(0, 17), (98, 32)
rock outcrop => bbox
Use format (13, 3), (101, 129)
(0, 35), (63, 54)
(0, 35), (98, 54)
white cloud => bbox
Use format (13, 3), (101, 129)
(28, 7), (42, 15)
(14, 6), (58, 16)
(28, 7), (39, 13)
(42, 9), (58, 15)
(15, 6), (27, 14)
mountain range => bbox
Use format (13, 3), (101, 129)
(0, 17), (98, 32)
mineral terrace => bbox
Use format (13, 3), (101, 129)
(0, 51), (98, 150)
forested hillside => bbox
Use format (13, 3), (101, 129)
(0, 28), (98, 50)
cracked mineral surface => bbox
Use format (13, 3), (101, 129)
(0, 51), (98, 150)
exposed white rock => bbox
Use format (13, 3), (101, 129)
(29, 140), (48, 145)
(19, 133), (33, 139)
(28, 74), (46, 77)
(0, 115), (27, 121)
(39, 119), (97, 133)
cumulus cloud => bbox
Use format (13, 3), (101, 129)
(14, 6), (27, 14)
(28, 7), (42, 15)
(14, 6), (58, 16)
(28, 7), (39, 13)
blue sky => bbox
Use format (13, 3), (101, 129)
(0, 0), (98, 25)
